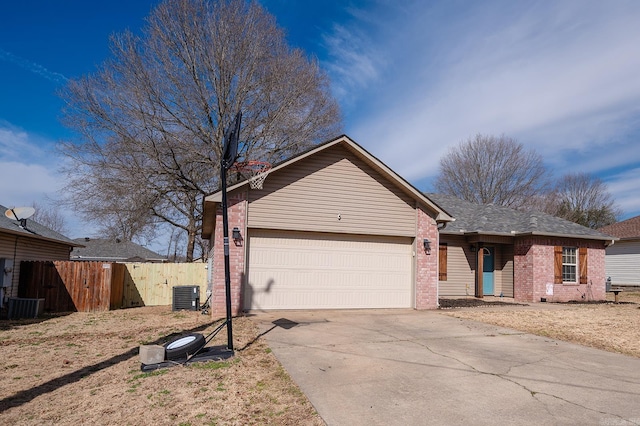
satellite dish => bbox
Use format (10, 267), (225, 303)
(5, 207), (35, 221)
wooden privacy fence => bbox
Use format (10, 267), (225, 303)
(19, 261), (208, 312)
(121, 262), (208, 308)
(19, 261), (125, 313)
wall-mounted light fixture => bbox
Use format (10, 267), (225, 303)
(470, 245), (476, 253)
(423, 238), (431, 255)
(232, 227), (242, 246)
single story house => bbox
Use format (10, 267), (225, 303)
(71, 238), (166, 263)
(598, 215), (640, 287)
(427, 193), (616, 302)
(1, 204), (80, 308)
(202, 135), (615, 316)
(203, 135), (454, 316)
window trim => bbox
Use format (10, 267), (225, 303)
(554, 246), (588, 285)
(562, 246), (577, 283)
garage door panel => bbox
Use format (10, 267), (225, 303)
(246, 230), (413, 310)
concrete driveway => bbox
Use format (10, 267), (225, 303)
(252, 309), (640, 426)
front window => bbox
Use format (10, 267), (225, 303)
(562, 247), (577, 282)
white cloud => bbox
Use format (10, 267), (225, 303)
(0, 124), (78, 231)
(321, 22), (387, 103)
(0, 123), (63, 207)
(0, 122), (55, 163)
(0, 48), (68, 84)
(0, 161), (60, 207)
(322, 0), (640, 188)
(605, 167), (640, 219)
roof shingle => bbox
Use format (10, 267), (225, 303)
(70, 238), (165, 262)
(1, 204), (79, 246)
(426, 193), (616, 241)
(598, 215), (640, 239)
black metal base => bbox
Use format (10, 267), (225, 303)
(140, 346), (235, 372)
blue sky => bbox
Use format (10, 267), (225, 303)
(2, 0), (640, 242)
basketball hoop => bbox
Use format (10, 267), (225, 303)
(230, 161), (272, 189)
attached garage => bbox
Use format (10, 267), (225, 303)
(202, 135), (453, 315)
(246, 230), (413, 310)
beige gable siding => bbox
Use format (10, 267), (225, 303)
(439, 240), (514, 298)
(439, 236), (475, 296)
(493, 245), (514, 297)
(247, 146), (416, 237)
(500, 245), (514, 297)
(0, 233), (71, 299)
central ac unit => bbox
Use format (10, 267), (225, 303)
(172, 286), (200, 311)
(7, 297), (45, 319)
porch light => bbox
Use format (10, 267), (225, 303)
(423, 238), (431, 255)
(232, 227), (242, 241)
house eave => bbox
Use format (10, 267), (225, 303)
(614, 236), (640, 242)
(515, 231), (618, 242)
(440, 229), (617, 245)
(202, 135), (455, 239)
(0, 228), (82, 248)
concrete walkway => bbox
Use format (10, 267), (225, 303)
(252, 309), (640, 426)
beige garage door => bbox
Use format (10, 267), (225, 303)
(245, 230), (413, 310)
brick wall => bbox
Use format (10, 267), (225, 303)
(514, 237), (607, 303)
(211, 190), (247, 318)
(415, 206), (439, 309)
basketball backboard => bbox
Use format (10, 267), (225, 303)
(222, 111), (242, 169)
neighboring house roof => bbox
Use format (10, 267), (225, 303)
(598, 215), (640, 240)
(426, 193), (617, 242)
(70, 238), (166, 262)
(202, 135), (454, 238)
(0, 204), (80, 247)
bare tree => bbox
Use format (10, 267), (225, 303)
(57, 173), (160, 243)
(58, 0), (342, 261)
(435, 134), (548, 209)
(31, 201), (69, 235)
(543, 173), (621, 229)
(31, 202), (69, 235)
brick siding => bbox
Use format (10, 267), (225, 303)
(514, 237), (607, 303)
(211, 190), (247, 318)
(415, 206), (439, 309)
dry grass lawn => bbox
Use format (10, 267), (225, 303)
(2, 292), (638, 425)
(0, 307), (323, 426)
(442, 291), (640, 358)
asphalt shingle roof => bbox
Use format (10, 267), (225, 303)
(598, 215), (640, 239)
(70, 238), (165, 261)
(1, 204), (79, 246)
(426, 193), (616, 241)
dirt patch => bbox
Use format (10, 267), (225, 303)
(442, 292), (640, 358)
(0, 306), (322, 425)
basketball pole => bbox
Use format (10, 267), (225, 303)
(220, 161), (234, 351)
(220, 111), (242, 352)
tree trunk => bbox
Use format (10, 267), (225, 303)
(185, 214), (198, 262)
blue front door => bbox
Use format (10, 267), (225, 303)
(482, 247), (494, 295)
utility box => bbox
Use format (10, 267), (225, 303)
(8, 298), (45, 319)
(0, 258), (14, 287)
(172, 286), (200, 311)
